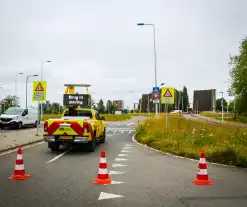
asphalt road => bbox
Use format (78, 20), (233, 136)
(0, 119), (247, 206)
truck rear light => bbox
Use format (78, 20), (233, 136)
(83, 122), (89, 133)
(44, 121), (48, 132)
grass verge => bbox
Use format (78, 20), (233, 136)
(135, 116), (247, 167)
(200, 111), (247, 124)
(41, 114), (132, 121)
(100, 114), (132, 121)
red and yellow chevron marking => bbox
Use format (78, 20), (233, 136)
(47, 120), (84, 136)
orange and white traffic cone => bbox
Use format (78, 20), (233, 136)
(94, 149), (111, 184)
(192, 150), (213, 185)
(9, 146), (30, 180)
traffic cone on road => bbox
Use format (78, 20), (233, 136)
(94, 149), (111, 184)
(192, 150), (213, 185)
(9, 146), (30, 180)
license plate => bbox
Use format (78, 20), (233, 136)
(60, 136), (73, 140)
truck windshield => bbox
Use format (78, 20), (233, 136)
(3, 107), (24, 115)
(63, 110), (92, 119)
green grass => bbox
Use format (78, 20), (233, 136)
(135, 116), (247, 167)
(200, 111), (247, 124)
(100, 114), (132, 121)
(41, 113), (132, 121)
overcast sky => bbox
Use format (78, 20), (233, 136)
(0, 0), (246, 108)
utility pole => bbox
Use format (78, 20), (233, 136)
(219, 92), (224, 122)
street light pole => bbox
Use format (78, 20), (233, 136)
(26, 75), (38, 108)
(137, 22), (158, 118)
(219, 92), (224, 122)
(40, 60), (51, 118)
(158, 83), (165, 113)
(15, 72), (24, 106)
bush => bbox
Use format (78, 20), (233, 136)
(135, 116), (247, 167)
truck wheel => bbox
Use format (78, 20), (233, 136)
(99, 128), (106, 143)
(33, 121), (38, 128)
(17, 122), (22, 129)
(48, 142), (60, 151)
(87, 134), (96, 152)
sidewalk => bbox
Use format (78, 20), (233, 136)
(0, 128), (43, 152)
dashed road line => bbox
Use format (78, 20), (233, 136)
(104, 180), (124, 185)
(118, 154), (128, 157)
(121, 150), (131, 153)
(112, 164), (127, 167)
(109, 170), (126, 175)
(115, 158), (128, 161)
(98, 192), (124, 200)
(46, 148), (71, 164)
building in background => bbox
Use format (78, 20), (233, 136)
(193, 89), (216, 112)
(113, 100), (124, 111)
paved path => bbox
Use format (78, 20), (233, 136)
(0, 117), (247, 206)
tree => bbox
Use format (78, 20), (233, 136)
(229, 37), (247, 115)
(97, 99), (105, 114)
(181, 86), (189, 112)
(106, 100), (116, 114)
(0, 95), (19, 113)
(215, 98), (227, 111)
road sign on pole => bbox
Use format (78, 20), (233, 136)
(152, 87), (160, 103)
(161, 88), (175, 104)
(32, 81), (47, 102)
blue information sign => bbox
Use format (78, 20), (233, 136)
(152, 87), (160, 94)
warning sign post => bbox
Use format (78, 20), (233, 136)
(160, 87), (175, 130)
(161, 88), (175, 104)
(32, 81), (47, 102)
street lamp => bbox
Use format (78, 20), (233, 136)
(40, 60), (51, 118)
(15, 72), (24, 106)
(26, 74), (38, 108)
(41, 60), (51, 81)
(219, 92), (224, 122)
(137, 22), (158, 118)
(159, 83), (165, 113)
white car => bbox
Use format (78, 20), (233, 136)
(0, 107), (38, 129)
(170, 110), (182, 114)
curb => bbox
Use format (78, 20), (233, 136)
(131, 133), (240, 169)
(0, 139), (45, 155)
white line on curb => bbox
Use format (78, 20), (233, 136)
(0, 141), (45, 156)
(46, 148), (71, 164)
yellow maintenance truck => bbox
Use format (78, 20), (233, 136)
(43, 84), (106, 152)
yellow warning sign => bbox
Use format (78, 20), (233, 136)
(161, 87), (174, 104)
(32, 81), (47, 102)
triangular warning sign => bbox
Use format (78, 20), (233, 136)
(35, 83), (44, 91)
(163, 89), (172, 97)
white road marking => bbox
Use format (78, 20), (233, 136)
(98, 192), (124, 200)
(121, 150), (131, 153)
(125, 144), (134, 147)
(115, 158), (128, 161)
(118, 154), (128, 157)
(126, 123), (134, 126)
(121, 130), (124, 133)
(0, 141), (45, 156)
(113, 130), (117, 133)
(112, 164), (127, 167)
(104, 180), (124, 185)
(109, 170), (126, 175)
(46, 148), (71, 164)
(123, 147), (133, 150)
